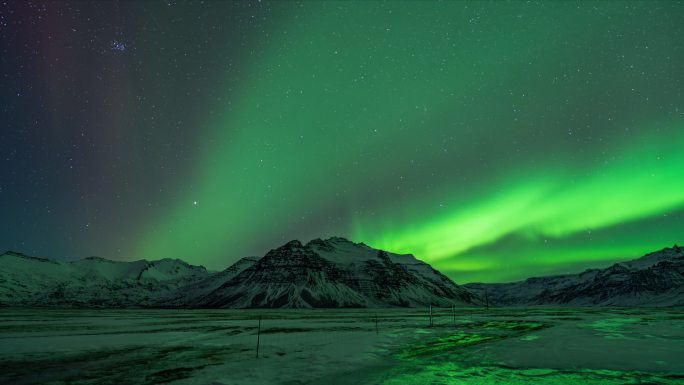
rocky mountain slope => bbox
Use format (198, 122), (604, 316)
(465, 245), (684, 307)
(199, 237), (480, 308)
(0, 237), (480, 308)
(162, 256), (259, 307)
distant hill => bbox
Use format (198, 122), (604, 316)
(465, 245), (684, 307)
(0, 237), (480, 308)
(0, 251), (209, 307)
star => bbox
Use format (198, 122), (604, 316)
(110, 40), (126, 53)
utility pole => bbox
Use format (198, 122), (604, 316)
(256, 315), (261, 358)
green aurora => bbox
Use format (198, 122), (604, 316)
(123, 1), (684, 283)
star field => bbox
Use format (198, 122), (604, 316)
(1, 1), (683, 283)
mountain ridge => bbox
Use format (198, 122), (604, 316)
(465, 244), (684, 307)
(0, 237), (480, 308)
(4, 242), (682, 308)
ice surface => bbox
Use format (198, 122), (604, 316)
(0, 307), (682, 384)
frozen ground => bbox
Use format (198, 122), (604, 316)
(0, 308), (682, 384)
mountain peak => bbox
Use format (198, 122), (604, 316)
(326, 236), (352, 243)
(305, 236), (361, 251)
(282, 239), (304, 248)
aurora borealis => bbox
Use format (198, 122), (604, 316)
(2, 1), (683, 283)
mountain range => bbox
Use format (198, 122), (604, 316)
(465, 245), (684, 307)
(0, 237), (479, 308)
(2, 239), (682, 308)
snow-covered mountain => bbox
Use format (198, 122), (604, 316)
(161, 256), (259, 307)
(199, 237), (480, 308)
(0, 251), (210, 307)
(0, 237), (480, 308)
(465, 245), (684, 307)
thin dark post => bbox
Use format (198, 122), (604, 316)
(256, 315), (261, 358)
(429, 306), (433, 327)
(452, 305), (455, 327)
(485, 289), (489, 311)
(375, 314), (379, 335)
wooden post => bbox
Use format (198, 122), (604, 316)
(256, 315), (261, 358)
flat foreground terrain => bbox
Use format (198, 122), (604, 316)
(1, 308), (683, 384)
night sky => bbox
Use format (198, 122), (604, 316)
(2, 1), (683, 283)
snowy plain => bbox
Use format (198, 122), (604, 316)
(0, 307), (682, 384)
